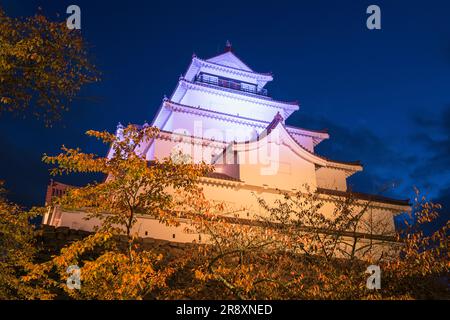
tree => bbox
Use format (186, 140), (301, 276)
(0, 181), (51, 299)
(187, 186), (383, 299)
(256, 186), (397, 262)
(382, 190), (449, 299)
(186, 186), (449, 299)
(27, 124), (212, 299)
(20, 123), (448, 299)
(0, 7), (99, 124)
(189, 213), (279, 299)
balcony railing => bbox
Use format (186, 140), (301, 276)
(195, 74), (268, 96)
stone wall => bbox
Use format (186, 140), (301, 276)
(36, 225), (196, 262)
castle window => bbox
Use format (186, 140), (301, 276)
(241, 82), (256, 93)
(204, 74), (218, 84)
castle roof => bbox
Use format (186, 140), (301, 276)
(317, 188), (410, 207)
(184, 44), (273, 90)
(160, 100), (328, 143)
(206, 48), (254, 72)
(255, 113), (363, 172)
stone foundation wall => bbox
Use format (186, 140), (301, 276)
(36, 225), (196, 261)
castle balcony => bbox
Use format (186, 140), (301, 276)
(195, 73), (268, 97)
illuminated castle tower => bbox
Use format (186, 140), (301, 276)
(44, 42), (409, 244)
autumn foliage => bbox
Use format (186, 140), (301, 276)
(0, 182), (51, 299)
(21, 124), (211, 299)
(0, 123), (446, 300)
(187, 187), (448, 299)
(0, 7), (99, 124)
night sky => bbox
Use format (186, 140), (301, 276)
(1, 1), (449, 228)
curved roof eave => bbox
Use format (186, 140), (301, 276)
(231, 121), (363, 172)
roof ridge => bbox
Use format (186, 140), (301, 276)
(222, 114), (362, 170)
(205, 171), (241, 182)
(273, 116), (363, 169)
(197, 56), (273, 77)
(182, 79), (299, 106)
(286, 124), (329, 135)
(317, 188), (410, 206)
(164, 100), (328, 138)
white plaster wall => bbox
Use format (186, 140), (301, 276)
(146, 135), (225, 164)
(180, 89), (283, 122)
(53, 210), (201, 243)
(49, 184), (398, 244)
(316, 167), (348, 191)
(168, 111), (259, 143)
(237, 143), (318, 191)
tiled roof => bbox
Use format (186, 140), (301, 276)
(164, 100), (326, 137)
(317, 188), (410, 206)
(205, 172), (241, 182)
(262, 113), (363, 170)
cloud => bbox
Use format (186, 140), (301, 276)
(420, 186), (450, 235)
(290, 113), (414, 197)
(409, 105), (450, 186)
(291, 104), (450, 205)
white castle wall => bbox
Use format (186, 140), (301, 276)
(237, 143), (318, 191)
(316, 167), (349, 191)
(179, 89), (284, 122)
(50, 181), (399, 246)
(167, 111), (258, 143)
(146, 134), (226, 164)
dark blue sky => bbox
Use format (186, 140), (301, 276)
(1, 1), (449, 225)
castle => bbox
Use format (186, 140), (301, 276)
(43, 42), (409, 245)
